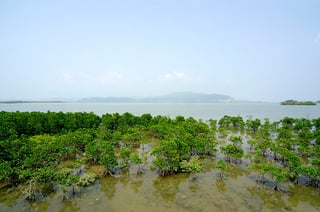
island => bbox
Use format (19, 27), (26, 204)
(280, 100), (316, 105)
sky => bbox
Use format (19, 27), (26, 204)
(0, 0), (319, 102)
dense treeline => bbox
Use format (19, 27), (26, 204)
(0, 111), (319, 202)
(0, 111), (101, 140)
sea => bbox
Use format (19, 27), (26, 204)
(1, 102), (320, 122)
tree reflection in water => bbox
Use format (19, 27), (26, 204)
(215, 179), (227, 192)
(99, 177), (118, 200)
(188, 175), (201, 192)
(59, 200), (80, 212)
(247, 186), (290, 210)
(152, 174), (188, 202)
(130, 177), (143, 193)
(288, 185), (320, 208)
(119, 171), (130, 188)
(226, 164), (247, 180)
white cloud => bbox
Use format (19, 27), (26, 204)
(314, 32), (320, 46)
(224, 79), (233, 84)
(163, 71), (190, 80)
(62, 73), (73, 81)
(61, 71), (124, 85)
(164, 73), (172, 79)
(98, 72), (123, 84)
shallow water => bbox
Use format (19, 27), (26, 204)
(1, 156), (319, 212)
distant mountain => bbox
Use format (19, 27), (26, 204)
(141, 92), (233, 103)
(78, 97), (136, 103)
(78, 92), (233, 103)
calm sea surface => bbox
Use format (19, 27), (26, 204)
(1, 102), (320, 121)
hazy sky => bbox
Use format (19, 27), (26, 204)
(1, 0), (319, 102)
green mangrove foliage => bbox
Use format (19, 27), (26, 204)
(216, 159), (228, 180)
(0, 111), (320, 203)
(130, 153), (144, 174)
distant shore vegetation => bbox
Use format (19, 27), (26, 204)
(280, 100), (317, 105)
(0, 101), (65, 104)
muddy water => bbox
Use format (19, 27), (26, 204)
(1, 144), (320, 212)
(1, 161), (320, 211)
